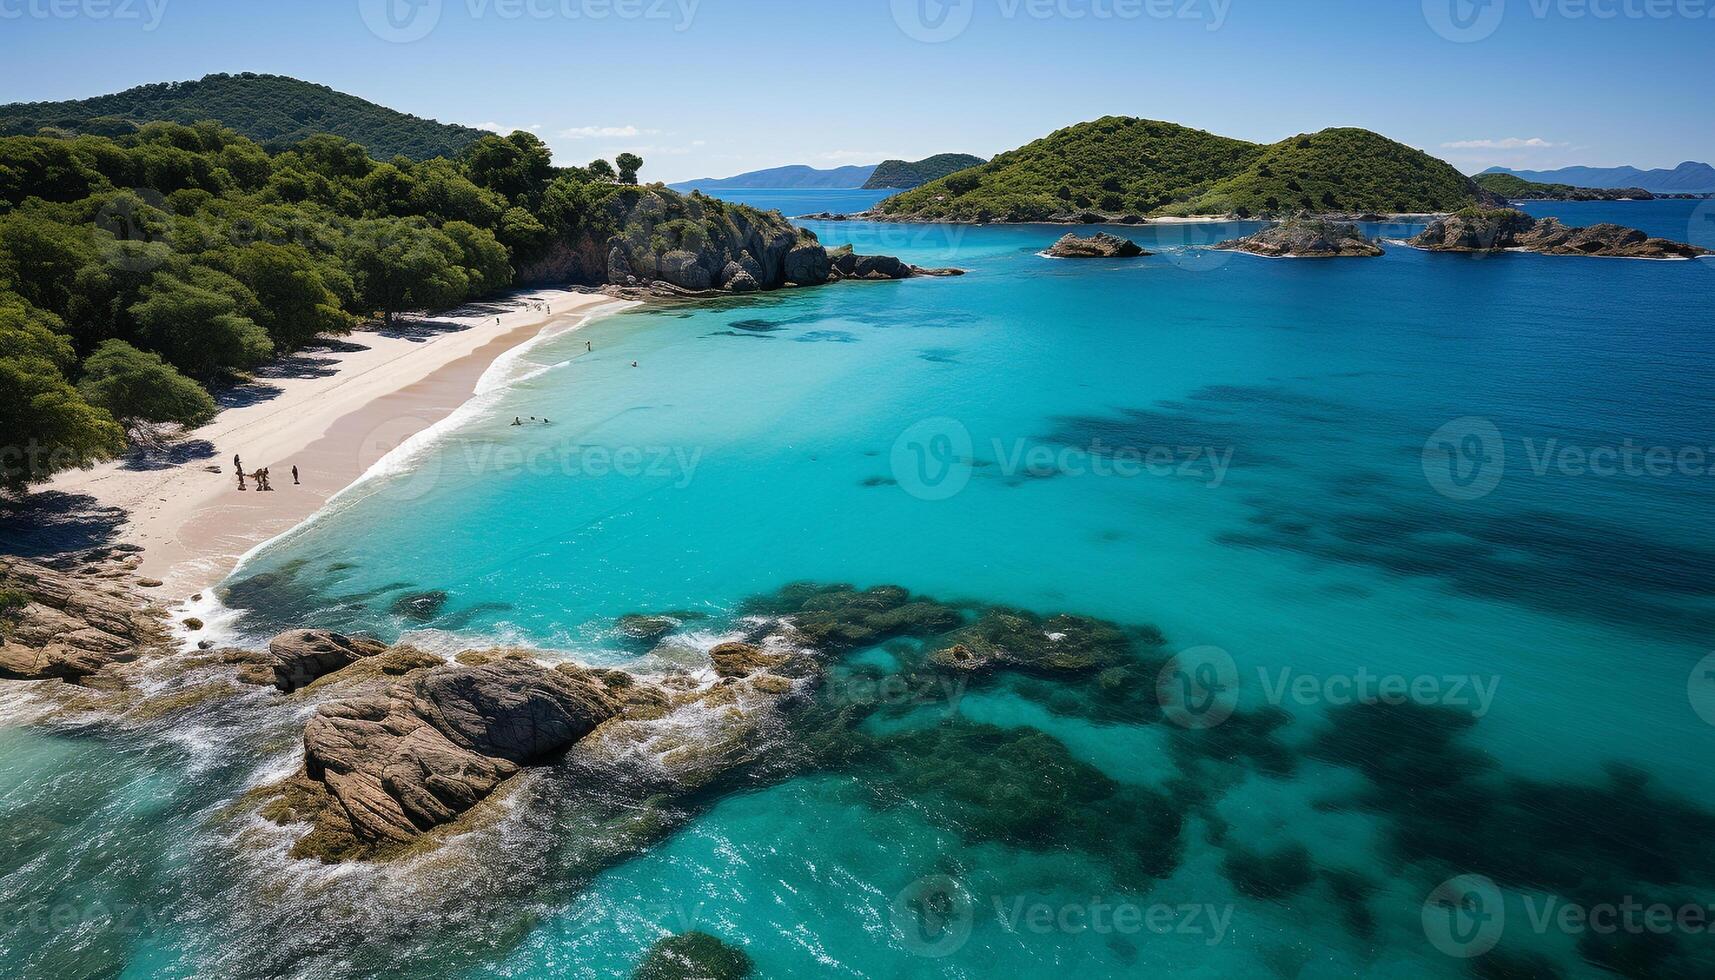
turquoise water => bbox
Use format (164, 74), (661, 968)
(5, 203), (1715, 977)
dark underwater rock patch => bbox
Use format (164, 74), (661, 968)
(633, 931), (753, 979)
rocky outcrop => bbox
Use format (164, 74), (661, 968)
(586, 188), (961, 297)
(1411, 208), (1710, 259)
(0, 554), (167, 683)
(1045, 232), (1148, 258)
(275, 660), (618, 859)
(1216, 217), (1384, 258)
(825, 245), (966, 280)
(228, 629), (387, 692)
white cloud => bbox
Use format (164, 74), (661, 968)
(1440, 137), (1564, 150)
(470, 122), (542, 134)
(559, 125), (661, 140)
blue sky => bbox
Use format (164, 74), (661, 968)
(2, 0), (1710, 182)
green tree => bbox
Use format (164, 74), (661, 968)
(339, 218), (470, 325)
(442, 221), (511, 295)
(78, 339), (216, 429)
(615, 152), (643, 185)
(214, 242), (355, 351)
(464, 132), (554, 204)
(587, 158), (617, 182)
(0, 293), (125, 493)
(129, 268), (273, 379)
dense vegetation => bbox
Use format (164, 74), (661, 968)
(1473, 171), (1653, 202)
(0, 74), (489, 161)
(0, 120), (761, 494)
(861, 153), (987, 190)
(877, 117), (1260, 221)
(876, 118), (1489, 221)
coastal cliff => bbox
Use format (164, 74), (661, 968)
(521, 187), (960, 297)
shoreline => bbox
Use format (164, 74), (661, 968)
(43, 288), (634, 603)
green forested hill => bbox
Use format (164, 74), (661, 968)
(876, 118), (1491, 221)
(1164, 128), (1486, 217)
(862, 154), (987, 190)
(876, 117), (1262, 221)
(1472, 171), (1653, 202)
(0, 74), (489, 161)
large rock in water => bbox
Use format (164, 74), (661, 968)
(1045, 232), (1148, 258)
(1216, 217), (1383, 258)
(783, 238), (832, 285)
(295, 661), (617, 853)
(231, 629), (386, 692)
(0, 555), (166, 682)
(1411, 208), (1709, 259)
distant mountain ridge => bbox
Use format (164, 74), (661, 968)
(1481, 162), (1715, 194)
(0, 73), (488, 160)
(1473, 172), (1653, 202)
(863, 154), (987, 190)
(669, 164), (879, 192)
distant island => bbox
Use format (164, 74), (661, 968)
(874, 118), (1501, 223)
(669, 164), (881, 193)
(672, 153), (987, 194)
(1480, 162), (1715, 195)
(862, 154), (986, 190)
(1473, 172), (1653, 202)
(0, 72), (488, 161)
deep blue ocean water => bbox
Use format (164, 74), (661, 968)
(4, 200), (1714, 978)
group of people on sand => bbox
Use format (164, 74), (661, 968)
(234, 454), (297, 492)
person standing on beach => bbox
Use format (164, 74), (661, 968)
(292, 465), (299, 485)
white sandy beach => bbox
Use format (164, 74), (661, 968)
(47, 289), (630, 599)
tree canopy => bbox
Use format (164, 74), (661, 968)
(0, 116), (652, 493)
